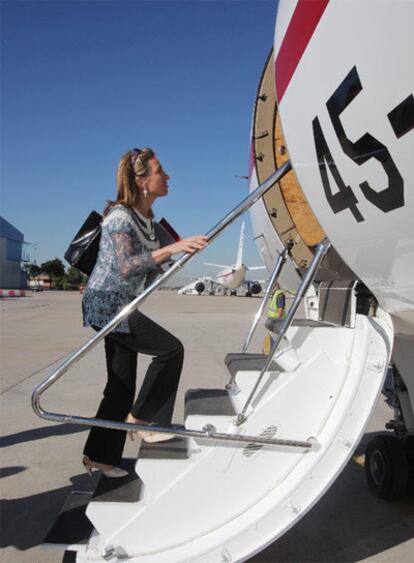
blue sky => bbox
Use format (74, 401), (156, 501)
(1, 0), (276, 280)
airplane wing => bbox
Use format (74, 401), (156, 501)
(203, 263), (231, 268)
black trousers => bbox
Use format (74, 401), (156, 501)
(83, 309), (184, 465)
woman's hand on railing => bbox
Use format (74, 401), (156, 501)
(168, 236), (208, 256)
(152, 235), (208, 264)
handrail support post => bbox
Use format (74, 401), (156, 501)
(226, 241), (293, 391)
(235, 238), (331, 426)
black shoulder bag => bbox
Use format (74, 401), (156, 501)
(64, 211), (180, 277)
(64, 211), (102, 276)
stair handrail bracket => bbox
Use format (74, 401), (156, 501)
(236, 238), (331, 426)
(31, 162), (292, 432)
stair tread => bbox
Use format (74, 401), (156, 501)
(291, 319), (334, 327)
(139, 436), (189, 460)
(44, 490), (93, 547)
(224, 352), (280, 377)
(91, 458), (142, 503)
(185, 388), (236, 416)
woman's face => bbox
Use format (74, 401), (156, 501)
(144, 157), (170, 198)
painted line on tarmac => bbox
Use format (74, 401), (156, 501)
(0, 351), (75, 396)
(0, 303), (51, 312)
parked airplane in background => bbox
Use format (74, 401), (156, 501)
(178, 222), (266, 296)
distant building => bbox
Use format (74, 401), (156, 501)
(0, 216), (29, 289)
(29, 273), (51, 290)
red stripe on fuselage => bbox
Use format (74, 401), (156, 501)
(275, 0), (329, 103)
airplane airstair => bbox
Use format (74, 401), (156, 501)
(33, 163), (394, 562)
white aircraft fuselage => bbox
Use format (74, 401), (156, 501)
(275, 0), (414, 335)
(250, 0), (414, 333)
(250, 0), (414, 433)
(215, 265), (247, 289)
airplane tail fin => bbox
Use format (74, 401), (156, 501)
(235, 222), (245, 268)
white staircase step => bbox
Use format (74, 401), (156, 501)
(185, 388), (237, 416)
(224, 352), (281, 379)
(184, 387), (238, 431)
(85, 458), (142, 538)
(135, 437), (200, 502)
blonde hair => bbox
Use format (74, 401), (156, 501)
(104, 147), (155, 216)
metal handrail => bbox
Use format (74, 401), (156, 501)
(31, 161), (301, 449)
(236, 238), (331, 426)
(241, 241), (293, 354)
(225, 241), (293, 392)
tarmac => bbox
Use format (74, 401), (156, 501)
(0, 290), (413, 563)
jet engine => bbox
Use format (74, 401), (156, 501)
(251, 282), (261, 295)
(195, 281), (205, 294)
(250, 282), (262, 295)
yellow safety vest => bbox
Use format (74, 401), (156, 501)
(267, 289), (286, 319)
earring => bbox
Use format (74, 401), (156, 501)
(143, 188), (149, 199)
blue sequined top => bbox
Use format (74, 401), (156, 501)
(82, 204), (169, 333)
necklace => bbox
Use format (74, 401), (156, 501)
(132, 207), (156, 241)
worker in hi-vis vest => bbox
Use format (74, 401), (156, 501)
(265, 282), (286, 334)
(263, 283), (300, 370)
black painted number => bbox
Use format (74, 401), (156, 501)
(312, 116), (364, 222)
(313, 66), (412, 221)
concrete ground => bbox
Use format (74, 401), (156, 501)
(0, 291), (413, 563)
